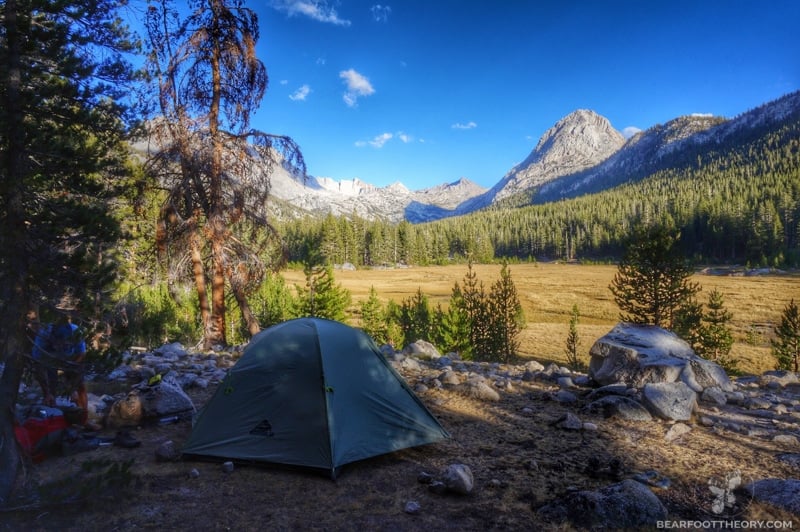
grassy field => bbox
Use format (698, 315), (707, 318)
(282, 263), (799, 375)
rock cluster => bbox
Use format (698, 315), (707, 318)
(15, 325), (799, 525)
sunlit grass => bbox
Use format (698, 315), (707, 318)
(281, 263), (799, 375)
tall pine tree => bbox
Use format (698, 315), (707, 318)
(0, 0), (137, 504)
(610, 225), (700, 329)
(487, 262), (525, 363)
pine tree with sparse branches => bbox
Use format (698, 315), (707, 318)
(699, 289), (736, 371)
(458, 261), (493, 359)
(487, 262), (525, 363)
(565, 304), (582, 370)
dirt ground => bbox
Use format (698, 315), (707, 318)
(3, 368), (799, 531)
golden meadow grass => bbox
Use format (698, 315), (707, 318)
(281, 263), (799, 375)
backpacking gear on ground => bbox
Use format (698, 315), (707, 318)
(182, 318), (449, 478)
(13, 406), (68, 462)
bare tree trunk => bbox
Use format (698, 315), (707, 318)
(189, 222), (210, 329)
(205, 225), (228, 349)
(0, 344), (26, 506)
(230, 280), (261, 338)
(204, 0), (227, 349)
(0, 0), (27, 504)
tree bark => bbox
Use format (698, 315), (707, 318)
(230, 279), (261, 337)
(0, 0), (28, 505)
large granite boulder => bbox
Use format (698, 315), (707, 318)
(537, 479), (668, 528)
(588, 323), (733, 392)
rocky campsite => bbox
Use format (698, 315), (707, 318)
(3, 321), (799, 530)
(2, 2), (800, 531)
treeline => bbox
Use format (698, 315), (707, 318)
(279, 119), (800, 267)
(120, 261), (526, 364)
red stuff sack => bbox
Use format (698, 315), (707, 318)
(14, 408), (68, 462)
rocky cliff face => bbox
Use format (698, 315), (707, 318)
(496, 109), (626, 200)
(456, 109), (626, 212)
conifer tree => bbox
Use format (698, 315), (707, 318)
(565, 304), (582, 370)
(610, 226), (700, 329)
(360, 286), (387, 344)
(251, 272), (297, 329)
(383, 300), (405, 349)
(0, 0), (137, 502)
(432, 287), (471, 358)
(487, 262), (525, 362)
(296, 263), (350, 322)
(673, 296), (705, 350)
(398, 287), (433, 346)
(459, 261), (492, 358)
(145, 0), (305, 348)
(699, 289), (735, 369)
(772, 299), (800, 372)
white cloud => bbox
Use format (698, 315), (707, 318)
(280, 79), (289, 85)
(270, 0), (351, 26)
(289, 84), (311, 101)
(452, 121), (477, 130)
(371, 4), (391, 22)
(622, 126), (642, 139)
(316, 57), (326, 66)
(356, 132), (393, 148)
(355, 130), (418, 148)
(339, 69), (375, 107)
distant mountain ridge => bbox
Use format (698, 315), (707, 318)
(267, 90), (800, 222)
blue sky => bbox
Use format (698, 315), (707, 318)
(248, 0), (799, 190)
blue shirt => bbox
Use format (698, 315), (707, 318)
(32, 322), (86, 361)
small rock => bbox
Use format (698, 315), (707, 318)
(554, 390), (578, 404)
(524, 360), (545, 372)
(582, 422), (598, 431)
(154, 440), (181, 462)
(188, 468), (200, 479)
(417, 471), (434, 484)
(442, 463), (474, 495)
(222, 461), (234, 473)
(773, 434), (800, 448)
(745, 397), (772, 410)
(699, 416), (716, 427)
(554, 412), (583, 430)
(557, 376), (575, 389)
(664, 422), (691, 443)
(700, 387), (727, 406)
(404, 500), (421, 515)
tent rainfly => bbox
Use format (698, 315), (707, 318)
(182, 317), (449, 478)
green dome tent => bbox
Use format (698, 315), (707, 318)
(182, 317), (449, 478)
